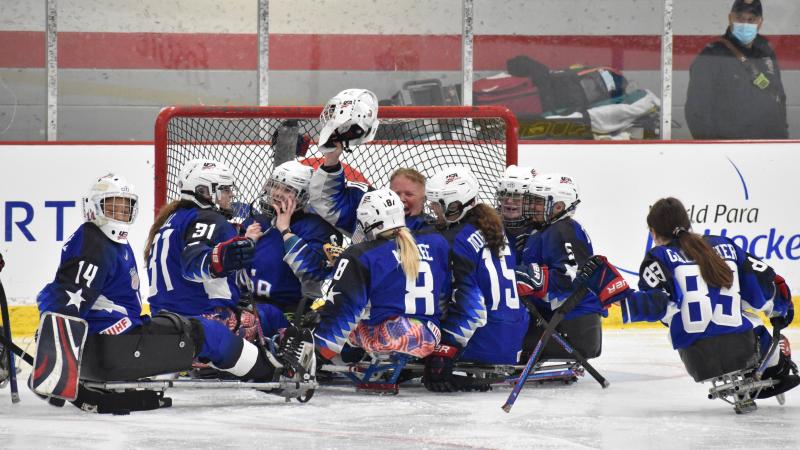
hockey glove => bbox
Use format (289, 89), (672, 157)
(210, 237), (255, 277)
(579, 255), (632, 308)
(770, 274), (794, 330)
(423, 344), (459, 393)
(516, 263), (549, 299)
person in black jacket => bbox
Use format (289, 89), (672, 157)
(685, 0), (788, 140)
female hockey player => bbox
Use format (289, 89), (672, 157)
(585, 197), (798, 399)
(313, 189), (450, 360)
(515, 173), (604, 362)
(308, 88), (432, 235)
(495, 165), (539, 263)
(423, 166), (529, 392)
(35, 173), (312, 413)
(244, 160), (343, 315)
(144, 160), (314, 377)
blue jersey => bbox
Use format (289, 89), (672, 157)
(506, 225), (537, 265)
(37, 223), (144, 335)
(315, 230), (450, 354)
(522, 217), (607, 320)
(308, 162), (432, 235)
(626, 235), (779, 350)
(245, 212), (342, 311)
(147, 206), (240, 316)
(440, 219), (529, 364)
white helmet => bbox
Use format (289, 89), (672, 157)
(355, 189), (406, 242)
(178, 159), (235, 209)
(426, 166), (480, 224)
(528, 173), (580, 225)
(496, 165), (538, 229)
(259, 160), (314, 217)
(318, 89), (379, 150)
(83, 173), (138, 244)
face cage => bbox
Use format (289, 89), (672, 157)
(529, 194), (553, 225)
(258, 180), (308, 216)
(98, 194), (139, 224)
(495, 191), (536, 229)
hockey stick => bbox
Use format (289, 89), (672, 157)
(754, 325), (784, 381)
(502, 284), (589, 413)
(521, 297), (609, 389)
(0, 277), (21, 402)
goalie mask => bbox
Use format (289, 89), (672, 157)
(178, 159), (236, 210)
(259, 160), (314, 217)
(318, 89), (379, 150)
(426, 166), (480, 225)
(354, 189), (406, 243)
(528, 173), (580, 225)
(495, 165), (538, 229)
(83, 173), (138, 244)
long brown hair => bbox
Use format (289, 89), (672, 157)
(143, 200), (195, 260)
(647, 197), (733, 289)
(469, 203), (506, 257)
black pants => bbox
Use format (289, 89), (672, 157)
(521, 313), (602, 361)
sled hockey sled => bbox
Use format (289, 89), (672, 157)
(680, 328), (794, 414)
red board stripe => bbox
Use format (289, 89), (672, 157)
(2, 31), (799, 71)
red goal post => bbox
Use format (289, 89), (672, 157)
(154, 105), (518, 215)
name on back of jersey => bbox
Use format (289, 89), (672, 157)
(392, 243), (434, 263)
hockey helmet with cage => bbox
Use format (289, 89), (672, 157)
(426, 166), (480, 225)
(83, 173), (138, 244)
(496, 165), (538, 229)
(528, 173), (580, 225)
(259, 160), (314, 217)
(178, 159), (236, 209)
(355, 189), (406, 243)
(318, 89), (379, 150)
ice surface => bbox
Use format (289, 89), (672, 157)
(2, 329), (799, 450)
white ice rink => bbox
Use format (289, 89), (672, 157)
(2, 329), (799, 450)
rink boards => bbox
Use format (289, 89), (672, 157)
(1, 140), (798, 335)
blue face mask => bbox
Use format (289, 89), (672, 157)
(731, 22), (759, 45)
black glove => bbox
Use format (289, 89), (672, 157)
(210, 237), (255, 277)
(423, 344), (459, 392)
(0, 252), (4, 273)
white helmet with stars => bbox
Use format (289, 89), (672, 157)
(528, 172), (580, 224)
(426, 166), (480, 224)
(83, 173), (138, 244)
(178, 159), (235, 209)
(496, 165), (538, 229)
(259, 160), (314, 216)
(355, 189), (406, 243)
(318, 89), (379, 151)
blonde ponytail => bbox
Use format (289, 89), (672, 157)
(381, 227), (420, 281)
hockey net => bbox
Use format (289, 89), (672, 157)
(154, 106), (518, 215)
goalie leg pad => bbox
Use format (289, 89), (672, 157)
(32, 312), (88, 401)
(81, 312), (200, 382)
(71, 384), (171, 415)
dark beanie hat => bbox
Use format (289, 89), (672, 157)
(731, 0), (763, 17)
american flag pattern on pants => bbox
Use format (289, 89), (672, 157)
(348, 317), (441, 358)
